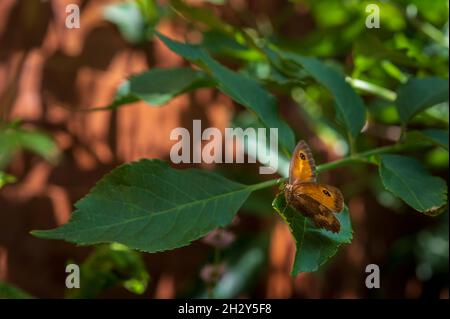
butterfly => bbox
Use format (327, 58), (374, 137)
(284, 140), (344, 233)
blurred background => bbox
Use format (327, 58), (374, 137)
(0, 0), (448, 298)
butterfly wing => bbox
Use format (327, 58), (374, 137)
(310, 211), (341, 233)
(285, 182), (344, 233)
(295, 182), (344, 213)
(286, 141), (344, 233)
(288, 140), (316, 184)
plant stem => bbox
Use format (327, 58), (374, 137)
(346, 77), (397, 102)
(248, 142), (429, 191)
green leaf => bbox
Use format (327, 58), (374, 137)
(66, 243), (150, 298)
(406, 129), (449, 151)
(156, 33), (296, 152)
(272, 192), (353, 274)
(353, 35), (417, 68)
(170, 0), (232, 34)
(202, 31), (262, 61)
(108, 68), (214, 109)
(0, 126), (59, 169)
(0, 282), (34, 299)
(32, 159), (252, 253)
(0, 171), (16, 189)
(279, 52), (366, 138)
(396, 77), (449, 124)
(379, 155), (448, 215)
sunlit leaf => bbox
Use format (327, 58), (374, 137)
(104, 0), (161, 44)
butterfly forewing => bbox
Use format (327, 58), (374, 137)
(288, 140), (316, 184)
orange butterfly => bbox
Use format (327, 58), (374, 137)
(284, 140), (344, 233)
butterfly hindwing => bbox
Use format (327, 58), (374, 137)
(288, 140), (316, 184)
(310, 210), (340, 233)
(292, 182), (344, 213)
(285, 185), (341, 233)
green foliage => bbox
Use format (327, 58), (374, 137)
(396, 77), (449, 124)
(32, 159), (252, 253)
(279, 52), (366, 138)
(156, 33), (296, 152)
(195, 235), (268, 298)
(0, 123), (59, 169)
(66, 243), (149, 298)
(406, 129), (449, 150)
(108, 68), (213, 108)
(379, 155), (448, 215)
(31, 0), (449, 279)
(0, 282), (34, 299)
(0, 171), (16, 189)
(104, 0), (162, 44)
(272, 191), (352, 274)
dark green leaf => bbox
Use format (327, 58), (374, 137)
(396, 77), (449, 124)
(202, 31), (261, 61)
(379, 155), (448, 215)
(272, 192), (353, 274)
(108, 68), (214, 109)
(406, 129), (449, 151)
(156, 33), (295, 151)
(279, 52), (366, 138)
(32, 159), (252, 253)
(0, 282), (34, 299)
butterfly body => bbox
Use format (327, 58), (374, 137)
(285, 140), (344, 233)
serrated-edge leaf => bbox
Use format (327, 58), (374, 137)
(272, 192), (353, 274)
(379, 154), (448, 214)
(32, 159), (252, 253)
(278, 52), (366, 138)
(156, 33), (295, 151)
(396, 77), (449, 124)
